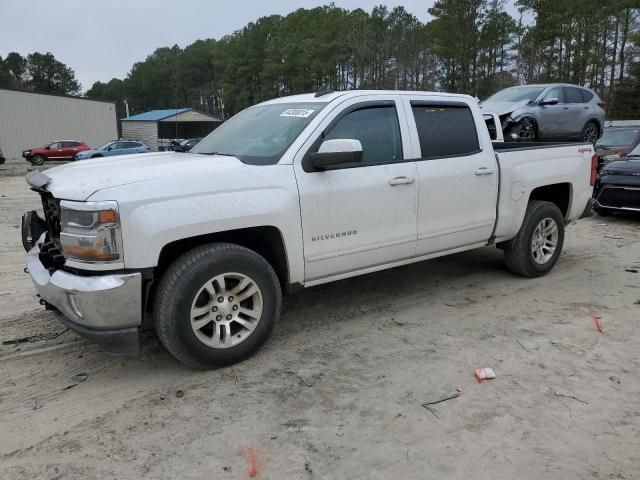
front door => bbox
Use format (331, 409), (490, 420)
(537, 86), (572, 139)
(294, 95), (418, 282)
(402, 98), (499, 255)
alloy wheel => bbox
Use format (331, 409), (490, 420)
(190, 272), (263, 349)
(530, 218), (558, 264)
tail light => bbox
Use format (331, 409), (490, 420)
(597, 101), (606, 109)
(590, 154), (599, 186)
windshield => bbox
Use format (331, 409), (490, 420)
(597, 129), (639, 147)
(485, 86), (546, 103)
(97, 142), (114, 151)
(191, 102), (327, 164)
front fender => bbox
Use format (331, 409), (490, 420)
(88, 166), (305, 284)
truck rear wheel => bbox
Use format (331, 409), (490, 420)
(154, 243), (282, 369)
(504, 201), (565, 277)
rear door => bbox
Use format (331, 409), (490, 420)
(563, 87), (589, 138)
(60, 141), (80, 159)
(403, 97), (499, 255)
(294, 95), (418, 282)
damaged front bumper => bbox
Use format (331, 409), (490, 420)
(26, 235), (143, 355)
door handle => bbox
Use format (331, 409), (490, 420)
(388, 176), (415, 186)
(475, 167), (495, 176)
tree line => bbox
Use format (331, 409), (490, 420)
(2, 2), (638, 120)
(0, 52), (81, 96)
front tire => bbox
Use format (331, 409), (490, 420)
(31, 154), (45, 166)
(504, 201), (565, 277)
(508, 119), (536, 142)
(154, 243), (282, 369)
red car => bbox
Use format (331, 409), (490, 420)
(23, 140), (91, 166)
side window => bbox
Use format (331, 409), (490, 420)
(114, 142), (128, 149)
(411, 104), (479, 158)
(324, 105), (403, 165)
(581, 89), (594, 102)
(564, 87), (583, 104)
(542, 87), (563, 103)
(49, 142), (61, 149)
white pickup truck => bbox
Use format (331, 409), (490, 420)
(22, 89), (597, 368)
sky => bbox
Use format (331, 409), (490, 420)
(0, 0), (441, 92)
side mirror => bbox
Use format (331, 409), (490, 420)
(309, 139), (363, 170)
(539, 98), (559, 106)
(45, 146), (51, 150)
(106, 146), (113, 151)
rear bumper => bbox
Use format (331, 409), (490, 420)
(26, 239), (143, 355)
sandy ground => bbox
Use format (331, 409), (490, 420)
(1, 170), (639, 480)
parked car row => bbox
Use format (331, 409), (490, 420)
(22, 139), (151, 165)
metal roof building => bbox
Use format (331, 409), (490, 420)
(0, 88), (117, 161)
(121, 108), (221, 151)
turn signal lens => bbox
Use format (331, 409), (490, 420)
(98, 210), (118, 224)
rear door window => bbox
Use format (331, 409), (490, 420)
(563, 87), (584, 104)
(581, 89), (594, 102)
(411, 103), (480, 159)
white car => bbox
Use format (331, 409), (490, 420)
(22, 89), (597, 368)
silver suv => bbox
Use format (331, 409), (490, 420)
(480, 83), (605, 143)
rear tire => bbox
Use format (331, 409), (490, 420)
(582, 121), (599, 144)
(154, 243), (282, 369)
(31, 154), (45, 166)
(504, 201), (565, 277)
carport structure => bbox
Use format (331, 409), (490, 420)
(120, 108), (221, 151)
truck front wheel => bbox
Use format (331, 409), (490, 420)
(504, 201), (565, 277)
(154, 243), (282, 368)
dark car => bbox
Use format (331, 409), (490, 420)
(596, 127), (640, 161)
(593, 143), (640, 216)
(172, 138), (202, 152)
(23, 140), (91, 166)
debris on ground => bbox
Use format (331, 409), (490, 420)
(604, 235), (623, 239)
(422, 391), (461, 418)
(609, 375), (622, 384)
(475, 367), (496, 382)
(554, 391), (588, 404)
(593, 315), (603, 333)
(72, 373), (88, 383)
(175, 390), (184, 398)
(625, 268), (639, 273)
(2, 328), (69, 345)
(242, 446), (261, 478)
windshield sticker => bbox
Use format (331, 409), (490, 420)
(280, 108), (315, 118)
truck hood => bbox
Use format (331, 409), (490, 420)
(479, 99), (530, 116)
(29, 152), (246, 201)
